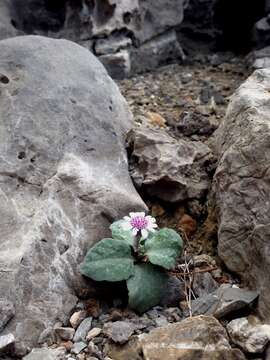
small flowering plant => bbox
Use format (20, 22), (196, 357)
(80, 212), (183, 313)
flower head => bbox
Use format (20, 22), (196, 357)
(121, 212), (157, 239)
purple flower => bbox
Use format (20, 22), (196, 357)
(121, 212), (157, 239)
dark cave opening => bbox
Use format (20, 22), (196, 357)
(214, 0), (266, 52)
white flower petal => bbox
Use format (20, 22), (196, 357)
(124, 216), (131, 221)
(132, 228), (138, 236)
(122, 222), (132, 231)
(146, 215), (156, 223)
(137, 212), (145, 217)
(141, 229), (148, 239)
(129, 212), (137, 218)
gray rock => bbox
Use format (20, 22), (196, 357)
(54, 327), (75, 341)
(73, 317), (93, 342)
(71, 342), (87, 355)
(227, 317), (270, 354)
(192, 272), (219, 298)
(0, 0), (20, 40)
(0, 299), (15, 332)
(130, 30), (185, 74)
(69, 310), (87, 329)
(246, 47), (270, 69)
(177, 111), (218, 136)
(0, 334), (15, 355)
(22, 347), (65, 360)
(141, 316), (246, 360)
(11, 0), (186, 77)
(100, 50), (131, 79)
(95, 35), (132, 56)
(0, 35), (145, 354)
(129, 125), (214, 202)
(192, 285), (259, 319)
(103, 321), (136, 344)
(160, 276), (186, 307)
(213, 68), (270, 321)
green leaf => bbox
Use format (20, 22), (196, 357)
(80, 238), (134, 282)
(110, 220), (134, 247)
(127, 263), (168, 313)
(144, 228), (183, 270)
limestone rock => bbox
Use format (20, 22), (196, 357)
(73, 317), (93, 342)
(141, 316), (246, 360)
(213, 68), (270, 320)
(22, 347), (65, 360)
(0, 35), (145, 354)
(0, 0), (19, 40)
(191, 285), (259, 318)
(0, 334), (15, 355)
(11, 0), (186, 76)
(103, 321), (137, 344)
(129, 125), (215, 203)
(227, 317), (270, 354)
(0, 299), (15, 332)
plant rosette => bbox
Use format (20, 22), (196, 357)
(80, 212), (183, 313)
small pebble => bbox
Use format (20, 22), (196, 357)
(73, 317), (93, 342)
(70, 310), (87, 329)
(86, 328), (102, 341)
(71, 341), (87, 355)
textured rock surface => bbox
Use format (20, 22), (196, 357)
(11, 0), (187, 77)
(0, 35), (145, 354)
(22, 347), (65, 360)
(191, 285), (259, 318)
(141, 316), (246, 360)
(227, 317), (270, 354)
(129, 125), (215, 203)
(213, 69), (270, 320)
(0, 299), (15, 332)
(0, 0), (19, 40)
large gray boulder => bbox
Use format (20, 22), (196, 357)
(0, 35), (145, 355)
(213, 69), (270, 321)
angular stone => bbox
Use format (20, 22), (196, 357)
(54, 327), (75, 341)
(103, 321), (136, 344)
(192, 272), (219, 298)
(73, 317), (93, 342)
(213, 68), (270, 321)
(177, 111), (218, 136)
(105, 336), (143, 360)
(191, 285), (259, 319)
(129, 125), (215, 202)
(22, 347), (66, 360)
(0, 35), (145, 354)
(70, 311), (87, 329)
(0, 299), (15, 332)
(100, 50), (131, 79)
(71, 342), (87, 355)
(0, 333), (15, 355)
(95, 35), (132, 56)
(131, 30), (185, 74)
(227, 317), (270, 354)
(141, 316), (246, 360)
(86, 328), (102, 341)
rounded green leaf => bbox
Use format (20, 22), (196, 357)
(110, 220), (134, 247)
(80, 238), (134, 282)
(144, 228), (183, 270)
(127, 263), (168, 313)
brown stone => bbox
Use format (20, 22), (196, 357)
(178, 214), (197, 238)
(141, 316), (246, 360)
